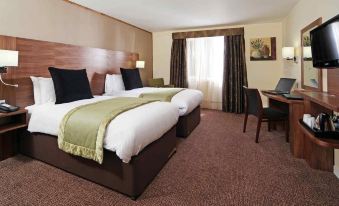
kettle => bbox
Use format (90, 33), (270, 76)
(315, 113), (335, 132)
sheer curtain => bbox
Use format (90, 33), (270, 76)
(186, 36), (224, 110)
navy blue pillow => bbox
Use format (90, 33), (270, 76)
(48, 67), (93, 104)
(120, 68), (143, 90)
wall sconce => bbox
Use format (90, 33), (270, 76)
(303, 46), (312, 61)
(136, 60), (145, 69)
(0, 50), (19, 87)
(282, 47), (297, 63)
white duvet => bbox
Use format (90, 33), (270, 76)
(105, 87), (203, 116)
(26, 96), (179, 163)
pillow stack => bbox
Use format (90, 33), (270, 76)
(31, 67), (94, 105)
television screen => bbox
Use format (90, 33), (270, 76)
(310, 14), (339, 68)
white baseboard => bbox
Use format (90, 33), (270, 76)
(334, 165), (339, 179)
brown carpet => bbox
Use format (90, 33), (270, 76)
(1, 110), (339, 206)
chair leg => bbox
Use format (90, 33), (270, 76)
(272, 122), (277, 130)
(243, 114), (248, 133)
(285, 119), (289, 142)
(255, 118), (262, 143)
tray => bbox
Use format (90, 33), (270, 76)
(299, 119), (339, 140)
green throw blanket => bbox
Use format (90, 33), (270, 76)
(58, 97), (154, 164)
(139, 88), (184, 102)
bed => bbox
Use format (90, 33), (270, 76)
(21, 96), (179, 199)
(105, 87), (203, 137)
(3, 36), (184, 199)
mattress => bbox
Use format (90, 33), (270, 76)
(26, 96), (179, 163)
(105, 87), (203, 116)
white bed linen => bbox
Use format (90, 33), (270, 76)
(105, 87), (203, 116)
(26, 96), (179, 163)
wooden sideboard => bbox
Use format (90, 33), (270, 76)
(298, 91), (339, 171)
(263, 90), (339, 172)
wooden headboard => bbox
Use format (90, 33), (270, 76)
(0, 35), (139, 107)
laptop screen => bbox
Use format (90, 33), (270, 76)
(275, 78), (296, 92)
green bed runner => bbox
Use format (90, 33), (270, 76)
(58, 97), (155, 164)
(139, 88), (185, 102)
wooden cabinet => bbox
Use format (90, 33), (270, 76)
(299, 92), (339, 171)
(0, 109), (27, 161)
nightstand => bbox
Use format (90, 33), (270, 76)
(0, 109), (27, 161)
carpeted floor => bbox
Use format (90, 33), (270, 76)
(1, 110), (339, 205)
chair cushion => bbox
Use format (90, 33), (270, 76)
(263, 108), (287, 119)
(163, 84), (175, 88)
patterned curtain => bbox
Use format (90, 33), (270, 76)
(222, 35), (248, 113)
(170, 39), (188, 88)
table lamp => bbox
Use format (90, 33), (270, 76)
(0, 50), (19, 87)
(303, 46), (312, 60)
(136, 60), (145, 69)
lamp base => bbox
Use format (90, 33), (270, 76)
(0, 67), (7, 74)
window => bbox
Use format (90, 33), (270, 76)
(186, 36), (224, 110)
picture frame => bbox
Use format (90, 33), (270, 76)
(250, 37), (276, 61)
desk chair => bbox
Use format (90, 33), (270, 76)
(243, 87), (289, 143)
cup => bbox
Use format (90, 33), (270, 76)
(303, 114), (311, 121)
(303, 114), (315, 129)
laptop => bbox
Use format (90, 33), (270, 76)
(282, 94), (303, 100)
(262, 78), (296, 95)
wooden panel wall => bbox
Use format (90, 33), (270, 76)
(328, 69), (339, 95)
(0, 35), (139, 107)
(0, 36), (17, 106)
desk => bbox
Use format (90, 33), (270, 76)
(262, 92), (304, 158)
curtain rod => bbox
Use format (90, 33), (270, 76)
(172, 27), (244, 39)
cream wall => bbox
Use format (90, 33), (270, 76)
(282, 0), (339, 90)
(153, 31), (173, 84)
(282, 0), (339, 176)
(0, 0), (153, 82)
(153, 22), (284, 105)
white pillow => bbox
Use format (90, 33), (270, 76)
(105, 74), (125, 94)
(39, 78), (56, 104)
(30, 76), (56, 105)
(30, 76), (41, 105)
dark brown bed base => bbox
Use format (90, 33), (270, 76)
(19, 126), (177, 200)
(176, 106), (201, 137)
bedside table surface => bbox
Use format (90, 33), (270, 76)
(0, 109), (27, 118)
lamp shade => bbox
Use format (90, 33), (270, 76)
(0, 50), (18, 67)
(136, 60), (145, 69)
(282, 47), (295, 59)
(303, 46), (312, 59)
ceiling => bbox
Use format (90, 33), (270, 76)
(69, 0), (300, 32)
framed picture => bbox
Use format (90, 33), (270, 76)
(250, 37), (276, 61)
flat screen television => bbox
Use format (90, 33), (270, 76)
(310, 14), (339, 69)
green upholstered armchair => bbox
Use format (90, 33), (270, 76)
(148, 78), (175, 88)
